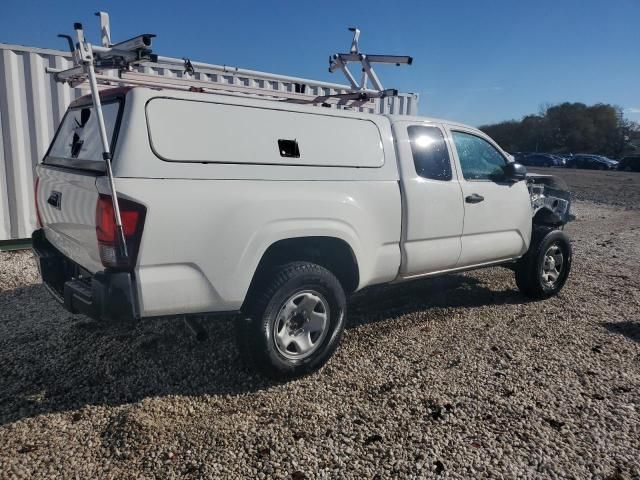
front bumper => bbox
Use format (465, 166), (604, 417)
(32, 229), (139, 322)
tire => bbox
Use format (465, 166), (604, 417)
(515, 228), (572, 299)
(237, 262), (346, 379)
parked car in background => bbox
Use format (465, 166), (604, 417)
(592, 155), (619, 169)
(518, 153), (565, 167)
(556, 155), (568, 167)
(566, 154), (617, 170)
(618, 156), (640, 172)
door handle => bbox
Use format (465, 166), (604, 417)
(465, 193), (484, 204)
(47, 191), (62, 209)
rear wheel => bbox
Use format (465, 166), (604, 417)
(237, 262), (346, 379)
(515, 228), (572, 299)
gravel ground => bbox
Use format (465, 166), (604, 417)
(1, 179), (639, 478)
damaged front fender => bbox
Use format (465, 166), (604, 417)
(526, 174), (574, 227)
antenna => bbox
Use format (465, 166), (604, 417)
(329, 27), (412, 92)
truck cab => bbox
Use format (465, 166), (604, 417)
(392, 118), (533, 278)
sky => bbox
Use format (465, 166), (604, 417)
(1, 0), (638, 126)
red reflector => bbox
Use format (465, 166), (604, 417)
(96, 196), (116, 243)
(34, 177), (43, 228)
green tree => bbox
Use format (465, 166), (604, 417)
(479, 102), (638, 157)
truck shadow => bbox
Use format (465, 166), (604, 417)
(601, 321), (640, 343)
(348, 274), (528, 329)
(0, 272), (530, 425)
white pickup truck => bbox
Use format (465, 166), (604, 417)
(33, 86), (572, 378)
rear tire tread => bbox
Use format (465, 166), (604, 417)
(237, 262), (346, 379)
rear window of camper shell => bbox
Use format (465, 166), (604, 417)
(44, 100), (123, 172)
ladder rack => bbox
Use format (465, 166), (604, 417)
(46, 12), (414, 111)
(55, 68), (400, 109)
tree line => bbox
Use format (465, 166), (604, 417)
(479, 102), (640, 157)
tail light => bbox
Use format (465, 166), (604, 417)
(96, 194), (146, 270)
(34, 177), (43, 228)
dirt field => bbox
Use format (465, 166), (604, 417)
(529, 167), (640, 208)
(1, 170), (639, 479)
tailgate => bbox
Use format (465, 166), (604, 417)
(36, 165), (103, 273)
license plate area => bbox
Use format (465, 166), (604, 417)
(33, 231), (92, 301)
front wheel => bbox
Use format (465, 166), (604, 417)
(515, 228), (572, 299)
(237, 262), (346, 379)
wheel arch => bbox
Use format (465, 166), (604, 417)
(532, 207), (565, 228)
(242, 236), (360, 311)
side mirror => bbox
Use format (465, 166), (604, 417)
(503, 162), (527, 181)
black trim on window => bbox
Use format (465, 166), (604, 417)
(42, 97), (126, 173)
(42, 156), (109, 171)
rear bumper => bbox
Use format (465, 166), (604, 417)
(32, 229), (139, 322)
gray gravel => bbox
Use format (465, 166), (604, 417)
(1, 198), (639, 479)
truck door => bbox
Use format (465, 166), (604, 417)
(393, 122), (464, 276)
(447, 128), (532, 267)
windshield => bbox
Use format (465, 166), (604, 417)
(44, 100), (122, 171)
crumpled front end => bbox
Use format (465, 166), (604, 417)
(526, 174), (574, 226)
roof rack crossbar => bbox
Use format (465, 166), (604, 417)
(328, 27), (412, 92)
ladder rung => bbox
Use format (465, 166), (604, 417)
(122, 71), (340, 101)
(88, 70), (379, 107)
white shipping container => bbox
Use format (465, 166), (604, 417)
(0, 43), (418, 241)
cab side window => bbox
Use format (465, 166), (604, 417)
(451, 131), (507, 181)
(408, 125), (452, 181)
